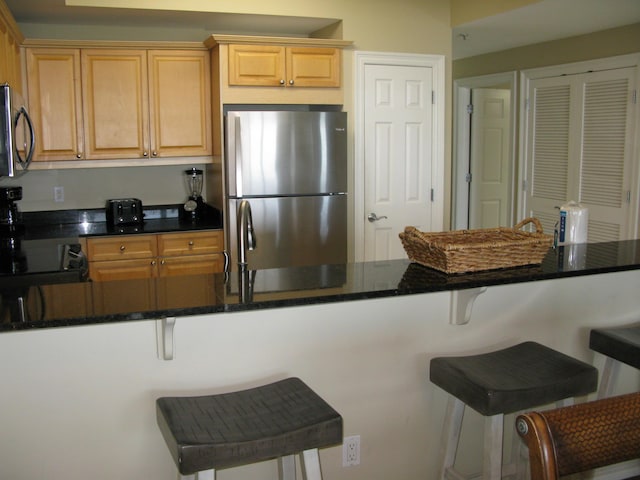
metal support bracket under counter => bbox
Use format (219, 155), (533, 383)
(156, 317), (176, 360)
(449, 287), (488, 325)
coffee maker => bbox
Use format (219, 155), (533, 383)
(180, 168), (215, 223)
(0, 186), (23, 233)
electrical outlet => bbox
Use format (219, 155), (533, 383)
(54, 186), (64, 203)
(342, 435), (360, 466)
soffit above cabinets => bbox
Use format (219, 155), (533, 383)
(5, 0), (341, 39)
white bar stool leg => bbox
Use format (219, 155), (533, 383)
(483, 414), (504, 480)
(300, 448), (322, 480)
(598, 357), (620, 399)
(179, 474), (195, 480)
(439, 396), (465, 479)
(196, 470), (215, 480)
(278, 454), (296, 480)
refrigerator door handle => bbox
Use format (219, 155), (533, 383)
(237, 200), (256, 267)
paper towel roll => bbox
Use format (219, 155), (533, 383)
(558, 201), (588, 245)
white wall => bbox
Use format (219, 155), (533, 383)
(1, 271), (640, 480)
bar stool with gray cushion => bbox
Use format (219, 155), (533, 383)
(589, 324), (640, 398)
(156, 377), (343, 480)
(430, 341), (598, 480)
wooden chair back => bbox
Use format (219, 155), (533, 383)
(515, 391), (640, 480)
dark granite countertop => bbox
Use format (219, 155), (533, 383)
(1, 239), (639, 332)
(19, 204), (223, 239)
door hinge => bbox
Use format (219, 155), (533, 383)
(525, 98), (530, 111)
(633, 89), (637, 104)
(466, 104), (474, 114)
(627, 190), (632, 203)
(465, 173), (472, 183)
(430, 188), (434, 202)
(432, 90), (435, 104)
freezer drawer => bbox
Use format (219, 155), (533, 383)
(228, 195), (347, 271)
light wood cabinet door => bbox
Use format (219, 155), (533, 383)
(0, 19), (21, 92)
(158, 253), (224, 277)
(157, 273), (219, 309)
(227, 44), (340, 88)
(157, 230), (223, 257)
(86, 235), (157, 263)
(26, 48), (84, 161)
(91, 277), (157, 315)
(228, 44), (286, 86)
(81, 49), (150, 159)
(286, 47), (340, 87)
(147, 50), (212, 157)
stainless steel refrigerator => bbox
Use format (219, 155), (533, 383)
(225, 110), (347, 271)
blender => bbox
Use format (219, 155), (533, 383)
(180, 168), (213, 222)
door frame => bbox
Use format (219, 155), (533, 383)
(452, 71), (518, 229)
(354, 51), (445, 262)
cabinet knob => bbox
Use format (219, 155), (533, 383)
(119, 245), (126, 251)
(188, 240), (194, 247)
(143, 151), (148, 157)
(152, 151), (158, 157)
(161, 259), (165, 265)
(76, 153), (82, 159)
(289, 79), (294, 85)
(279, 79), (285, 85)
(151, 260), (157, 266)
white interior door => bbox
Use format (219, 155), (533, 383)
(362, 63), (433, 261)
(469, 88), (512, 228)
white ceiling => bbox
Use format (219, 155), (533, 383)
(453, 0), (640, 59)
(4, 0), (640, 55)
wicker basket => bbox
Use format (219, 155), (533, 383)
(399, 217), (553, 274)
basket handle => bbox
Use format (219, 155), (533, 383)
(514, 217), (544, 234)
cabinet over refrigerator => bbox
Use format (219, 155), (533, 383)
(225, 110), (347, 271)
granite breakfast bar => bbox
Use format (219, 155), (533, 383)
(1, 241), (640, 479)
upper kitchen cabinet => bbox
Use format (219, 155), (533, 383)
(81, 49), (150, 160)
(206, 35), (352, 106)
(26, 48), (84, 161)
(23, 41), (212, 165)
(0, 0), (22, 92)
(82, 48), (212, 160)
(228, 44), (340, 88)
(147, 50), (212, 158)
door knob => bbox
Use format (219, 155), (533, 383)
(367, 213), (388, 223)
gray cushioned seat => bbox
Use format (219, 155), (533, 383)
(589, 325), (640, 369)
(430, 341), (598, 416)
(156, 377), (343, 476)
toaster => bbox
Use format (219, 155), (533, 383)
(105, 198), (144, 226)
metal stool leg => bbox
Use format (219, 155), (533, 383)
(301, 449), (322, 480)
(278, 454), (296, 480)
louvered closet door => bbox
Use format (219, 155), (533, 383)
(525, 67), (636, 241)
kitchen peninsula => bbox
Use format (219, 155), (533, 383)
(1, 241), (640, 479)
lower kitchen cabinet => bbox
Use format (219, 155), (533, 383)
(87, 230), (224, 315)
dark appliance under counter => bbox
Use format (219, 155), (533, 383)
(0, 236), (88, 323)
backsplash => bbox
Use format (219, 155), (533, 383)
(0, 164), (211, 212)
